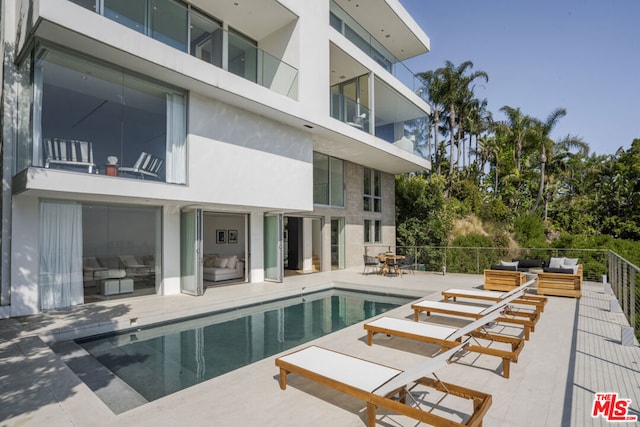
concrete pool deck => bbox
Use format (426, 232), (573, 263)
(1, 269), (639, 426)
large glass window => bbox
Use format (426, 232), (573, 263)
(363, 168), (381, 212)
(363, 219), (381, 244)
(32, 47), (186, 183)
(82, 203), (161, 301)
(313, 153), (344, 207)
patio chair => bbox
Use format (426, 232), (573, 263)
(275, 340), (492, 427)
(411, 282), (539, 340)
(44, 138), (96, 173)
(398, 254), (415, 275)
(362, 255), (379, 275)
(364, 303), (524, 378)
(119, 152), (163, 179)
(442, 281), (547, 313)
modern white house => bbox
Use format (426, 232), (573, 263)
(0, 0), (431, 317)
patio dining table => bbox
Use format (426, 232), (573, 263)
(376, 254), (405, 277)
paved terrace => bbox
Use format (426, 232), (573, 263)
(1, 270), (639, 426)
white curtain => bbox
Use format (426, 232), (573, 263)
(39, 201), (84, 310)
(166, 93), (186, 184)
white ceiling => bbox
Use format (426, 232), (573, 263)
(333, 0), (430, 60)
(188, 0), (298, 40)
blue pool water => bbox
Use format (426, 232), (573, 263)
(76, 288), (413, 401)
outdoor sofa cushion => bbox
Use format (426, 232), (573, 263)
(490, 264), (517, 271)
(543, 267), (575, 274)
(512, 259), (544, 269)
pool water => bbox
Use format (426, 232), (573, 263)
(76, 288), (412, 402)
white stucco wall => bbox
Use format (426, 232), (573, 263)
(10, 195), (40, 316)
(188, 93), (314, 211)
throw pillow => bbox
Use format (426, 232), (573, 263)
(213, 256), (228, 268)
(227, 255), (238, 269)
(500, 260), (519, 268)
(203, 256), (216, 268)
(549, 257), (566, 269)
(561, 263), (579, 274)
(564, 258), (579, 266)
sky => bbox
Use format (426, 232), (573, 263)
(400, 0), (640, 156)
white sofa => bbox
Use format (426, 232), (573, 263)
(203, 255), (244, 282)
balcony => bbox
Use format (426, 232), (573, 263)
(329, 51), (430, 158)
(330, 0), (427, 92)
(67, 0), (298, 99)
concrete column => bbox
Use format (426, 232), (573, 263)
(161, 205), (181, 295)
(250, 211), (265, 283)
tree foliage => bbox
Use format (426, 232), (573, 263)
(397, 60), (640, 258)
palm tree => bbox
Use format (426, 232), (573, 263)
(542, 135), (590, 219)
(529, 108), (587, 213)
(428, 61), (488, 180)
(496, 106), (536, 174)
(419, 70), (446, 175)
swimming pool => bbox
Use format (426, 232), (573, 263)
(75, 288), (413, 403)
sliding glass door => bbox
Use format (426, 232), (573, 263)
(264, 213), (283, 282)
(181, 209), (203, 295)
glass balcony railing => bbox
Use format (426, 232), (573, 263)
(68, 0), (298, 99)
(227, 31), (299, 99)
(330, 92), (371, 134)
(373, 116), (430, 157)
(330, 1), (426, 93)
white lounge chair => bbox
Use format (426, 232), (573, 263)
(364, 304), (524, 378)
(412, 282), (539, 340)
(442, 281), (547, 313)
(119, 152), (163, 179)
(275, 340), (492, 427)
(44, 138), (96, 173)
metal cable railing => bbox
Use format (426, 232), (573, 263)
(364, 245), (639, 338)
(608, 251), (638, 335)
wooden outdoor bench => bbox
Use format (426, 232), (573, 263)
(483, 269), (526, 291)
(537, 266), (582, 298)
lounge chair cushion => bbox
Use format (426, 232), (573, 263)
(277, 346), (400, 393)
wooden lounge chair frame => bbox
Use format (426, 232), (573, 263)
(442, 281), (547, 313)
(276, 342), (492, 427)
(412, 290), (539, 340)
(364, 305), (524, 378)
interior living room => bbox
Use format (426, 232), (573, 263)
(81, 203), (160, 303)
(202, 212), (248, 287)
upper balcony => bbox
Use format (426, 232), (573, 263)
(329, 43), (430, 160)
(64, 0), (299, 99)
(329, 0), (429, 93)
